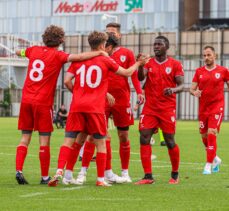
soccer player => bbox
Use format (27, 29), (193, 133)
(48, 31), (147, 187)
(135, 36), (184, 185)
(78, 23), (144, 183)
(190, 46), (229, 174)
(15, 25), (107, 185)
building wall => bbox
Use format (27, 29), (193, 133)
(0, 0), (179, 40)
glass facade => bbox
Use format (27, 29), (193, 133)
(199, 0), (229, 19)
(0, 0), (179, 40)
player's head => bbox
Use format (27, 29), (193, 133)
(42, 25), (65, 47)
(106, 22), (121, 40)
(153, 36), (170, 56)
(203, 46), (216, 66)
(88, 31), (108, 51)
(105, 32), (119, 55)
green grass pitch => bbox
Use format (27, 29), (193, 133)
(0, 118), (229, 210)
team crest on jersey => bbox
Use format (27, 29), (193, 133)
(120, 55), (126, 62)
(215, 114), (219, 120)
(215, 73), (220, 79)
(165, 67), (172, 74)
(200, 75), (203, 79)
(171, 116), (175, 122)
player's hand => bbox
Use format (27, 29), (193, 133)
(137, 54), (150, 65)
(163, 87), (175, 96)
(137, 94), (145, 105)
(100, 50), (109, 57)
(193, 90), (202, 97)
(106, 93), (115, 106)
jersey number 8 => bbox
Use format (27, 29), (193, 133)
(29, 59), (45, 82)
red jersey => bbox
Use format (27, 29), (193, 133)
(142, 57), (184, 114)
(108, 47), (142, 106)
(67, 56), (119, 114)
(22, 46), (69, 106)
(192, 65), (229, 115)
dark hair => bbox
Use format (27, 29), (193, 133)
(203, 46), (215, 52)
(105, 32), (119, 48)
(88, 31), (108, 50)
(155, 35), (170, 49)
(106, 22), (121, 32)
(42, 25), (65, 47)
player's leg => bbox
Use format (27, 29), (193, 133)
(63, 132), (87, 185)
(135, 128), (155, 185)
(163, 132), (180, 184)
(93, 134), (111, 186)
(104, 131), (126, 184)
(16, 103), (34, 184)
(48, 132), (79, 186)
(160, 111), (180, 184)
(16, 131), (32, 185)
(39, 133), (51, 184)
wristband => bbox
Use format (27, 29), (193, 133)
(20, 49), (26, 57)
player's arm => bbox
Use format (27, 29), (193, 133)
(116, 55), (148, 77)
(164, 75), (184, 96)
(106, 93), (115, 106)
(15, 49), (26, 57)
(138, 65), (148, 81)
(190, 82), (201, 97)
(64, 72), (75, 93)
(68, 51), (108, 62)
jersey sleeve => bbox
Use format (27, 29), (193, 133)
(127, 49), (136, 66)
(224, 68), (229, 82)
(192, 69), (199, 83)
(58, 51), (70, 64)
(25, 47), (33, 58)
(174, 61), (184, 77)
(67, 62), (77, 75)
(106, 57), (119, 73)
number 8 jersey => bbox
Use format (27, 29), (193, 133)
(67, 56), (119, 114)
(22, 46), (69, 106)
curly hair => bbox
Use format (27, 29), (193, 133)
(88, 31), (108, 50)
(42, 25), (65, 47)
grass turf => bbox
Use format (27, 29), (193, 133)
(0, 118), (229, 210)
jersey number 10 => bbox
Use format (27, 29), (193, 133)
(76, 64), (102, 88)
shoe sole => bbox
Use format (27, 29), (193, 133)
(48, 179), (59, 187)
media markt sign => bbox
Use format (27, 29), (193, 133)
(53, 0), (121, 15)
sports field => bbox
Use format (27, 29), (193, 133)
(1, 117), (229, 210)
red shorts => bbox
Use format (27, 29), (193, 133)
(105, 104), (134, 128)
(139, 110), (176, 134)
(65, 112), (107, 136)
(18, 103), (53, 132)
(199, 112), (223, 134)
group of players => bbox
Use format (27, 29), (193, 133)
(14, 22), (229, 187)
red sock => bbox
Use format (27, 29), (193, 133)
(202, 137), (208, 149)
(39, 146), (50, 177)
(140, 144), (152, 174)
(66, 142), (82, 171)
(82, 141), (95, 168)
(16, 145), (28, 172)
(120, 140), (130, 170)
(168, 144), (180, 172)
(57, 146), (72, 169)
(207, 134), (217, 163)
(105, 140), (112, 170)
(96, 152), (106, 178)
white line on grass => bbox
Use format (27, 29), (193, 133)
(46, 198), (142, 201)
(20, 192), (48, 198)
(60, 186), (85, 191)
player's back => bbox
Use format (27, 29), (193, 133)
(68, 55), (119, 114)
(22, 46), (69, 106)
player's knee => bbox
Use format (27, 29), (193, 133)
(118, 130), (129, 142)
(166, 140), (176, 149)
(140, 133), (151, 145)
(208, 128), (217, 135)
(201, 133), (207, 138)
